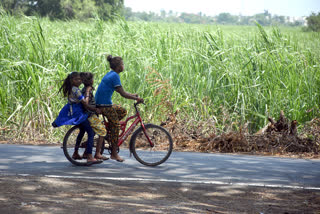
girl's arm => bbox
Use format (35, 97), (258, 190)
(115, 86), (144, 103)
(80, 86), (101, 113)
(81, 99), (97, 112)
(82, 86), (92, 104)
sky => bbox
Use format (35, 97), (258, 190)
(124, 0), (320, 17)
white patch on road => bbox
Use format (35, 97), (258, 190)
(41, 174), (320, 190)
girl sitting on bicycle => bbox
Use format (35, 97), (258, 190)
(52, 72), (102, 165)
(95, 55), (144, 162)
(80, 72), (109, 161)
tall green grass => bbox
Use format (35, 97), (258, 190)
(0, 11), (319, 141)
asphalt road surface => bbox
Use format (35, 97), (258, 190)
(0, 144), (319, 189)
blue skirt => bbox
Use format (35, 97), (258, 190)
(53, 103), (88, 127)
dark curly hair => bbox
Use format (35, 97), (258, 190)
(80, 72), (94, 87)
(106, 55), (123, 70)
(59, 71), (80, 97)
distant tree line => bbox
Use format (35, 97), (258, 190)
(123, 8), (306, 27)
(1, 1), (320, 32)
(305, 12), (320, 32)
(0, 0), (124, 20)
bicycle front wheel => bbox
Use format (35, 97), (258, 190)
(130, 124), (173, 166)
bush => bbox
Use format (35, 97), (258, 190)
(306, 12), (320, 32)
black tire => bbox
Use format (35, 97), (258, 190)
(130, 124), (173, 166)
(63, 125), (104, 166)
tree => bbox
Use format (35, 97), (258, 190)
(35, 0), (63, 18)
(135, 11), (151, 21)
(306, 12), (320, 32)
(179, 12), (202, 24)
(122, 6), (133, 20)
(1, 0), (17, 12)
(253, 12), (271, 26)
(94, 0), (123, 20)
(160, 9), (166, 19)
(1, 0), (32, 15)
(60, 0), (75, 18)
(239, 16), (252, 25)
(216, 13), (237, 25)
(272, 15), (286, 25)
(0, 0), (124, 20)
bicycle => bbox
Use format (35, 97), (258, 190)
(62, 102), (173, 167)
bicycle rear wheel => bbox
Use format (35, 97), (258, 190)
(63, 125), (104, 166)
(130, 124), (173, 166)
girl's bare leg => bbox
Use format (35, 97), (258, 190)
(94, 136), (109, 160)
(72, 150), (82, 160)
(87, 154), (98, 162)
(110, 146), (124, 162)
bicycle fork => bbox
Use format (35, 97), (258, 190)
(128, 123), (154, 157)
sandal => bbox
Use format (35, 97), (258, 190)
(95, 155), (109, 161)
(87, 159), (103, 166)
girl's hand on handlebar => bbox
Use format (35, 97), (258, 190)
(132, 93), (143, 103)
(136, 97), (144, 103)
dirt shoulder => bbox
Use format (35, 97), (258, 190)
(1, 175), (320, 214)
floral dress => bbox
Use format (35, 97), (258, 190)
(52, 86), (88, 127)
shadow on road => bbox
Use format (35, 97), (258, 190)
(0, 175), (320, 214)
(1, 144), (320, 189)
(1, 144), (320, 213)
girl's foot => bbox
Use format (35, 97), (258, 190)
(87, 156), (103, 165)
(72, 152), (82, 160)
(110, 154), (124, 162)
(82, 152), (88, 159)
(94, 154), (109, 160)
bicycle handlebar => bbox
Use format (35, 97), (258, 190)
(134, 101), (145, 112)
(134, 100), (145, 106)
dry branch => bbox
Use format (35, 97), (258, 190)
(161, 110), (319, 156)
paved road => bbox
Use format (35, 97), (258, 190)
(0, 144), (319, 189)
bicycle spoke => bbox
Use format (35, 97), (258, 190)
(63, 126), (100, 166)
(132, 124), (173, 166)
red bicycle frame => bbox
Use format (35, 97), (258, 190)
(102, 103), (154, 147)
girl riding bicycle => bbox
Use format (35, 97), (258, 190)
(52, 72), (102, 165)
(95, 55), (143, 162)
(80, 72), (109, 161)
